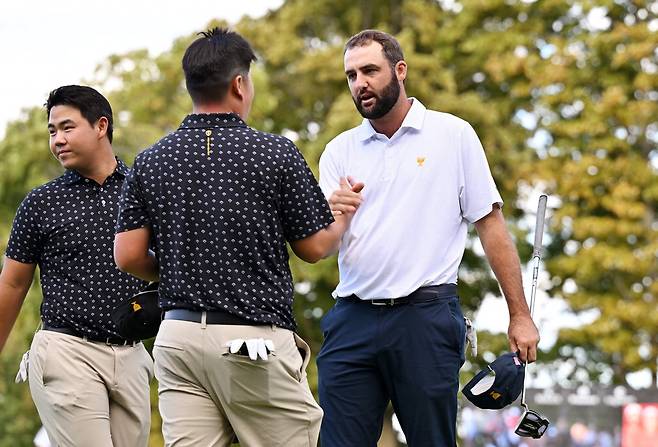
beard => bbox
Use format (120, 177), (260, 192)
(353, 71), (400, 119)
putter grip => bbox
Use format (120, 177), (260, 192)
(532, 195), (548, 258)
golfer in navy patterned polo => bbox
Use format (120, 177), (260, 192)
(114, 28), (353, 446)
(0, 85), (153, 446)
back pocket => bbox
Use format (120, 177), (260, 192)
(221, 345), (272, 404)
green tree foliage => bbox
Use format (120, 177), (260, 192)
(0, 0), (656, 445)
(530, 1), (658, 385)
(0, 108), (60, 447)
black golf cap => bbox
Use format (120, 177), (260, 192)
(111, 282), (161, 340)
(462, 352), (525, 409)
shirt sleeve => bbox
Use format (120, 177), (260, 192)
(459, 124), (504, 223)
(116, 156), (152, 233)
(5, 192), (43, 264)
(318, 141), (343, 200)
(279, 142), (334, 241)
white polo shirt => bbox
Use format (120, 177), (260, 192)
(319, 98), (503, 300)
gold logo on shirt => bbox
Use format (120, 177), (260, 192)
(205, 129), (212, 156)
(132, 301), (142, 312)
(416, 157), (426, 167)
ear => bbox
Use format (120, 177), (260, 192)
(96, 116), (109, 140)
(395, 60), (407, 82)
(231, 74), (246, 101)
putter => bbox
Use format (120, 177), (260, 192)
(514, 195), (550, 439)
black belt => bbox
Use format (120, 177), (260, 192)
(42, 324), (139, 346)
(164, 309), (269, 325)
(339, 284), (457, 306)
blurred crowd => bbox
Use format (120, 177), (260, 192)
(456, 407), (619, 447)
(620, 403), (658, 447)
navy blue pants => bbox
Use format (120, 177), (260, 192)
(317, 288), (466, 447)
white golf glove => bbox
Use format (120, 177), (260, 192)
(15, 350), (29, 383)
(226, 338), (275, 361)
(464, 317), (477, 357)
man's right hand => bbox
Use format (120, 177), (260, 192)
(329, 176), (364, 217)
(289, 176), (365, 263)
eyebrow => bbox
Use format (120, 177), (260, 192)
(345, 63), (381, 75)
(48, 118), (75, 129)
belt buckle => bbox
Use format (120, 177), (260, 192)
(371, 298), (396, 306)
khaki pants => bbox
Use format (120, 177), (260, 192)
(28, 330), (153, 447)
(154, 319), (323, 447)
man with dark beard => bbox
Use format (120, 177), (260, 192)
(316, 30), (540, 446)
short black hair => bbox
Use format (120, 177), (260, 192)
(345, 29), (405, 68)
(182, 27), (257, 104)
(45, 85), (114, 143)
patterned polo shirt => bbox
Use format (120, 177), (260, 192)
(116, 113), (333, 330)
(5, 159), (147, 339)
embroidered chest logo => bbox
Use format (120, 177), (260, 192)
(416, 156), (426, 167)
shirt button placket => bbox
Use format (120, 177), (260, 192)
(383, 141), (396, 181)
(98, 183), (107, 207)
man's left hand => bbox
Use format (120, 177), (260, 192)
(508, 314), (540, 363)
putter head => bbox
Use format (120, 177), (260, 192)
(514, 405), (550, 439)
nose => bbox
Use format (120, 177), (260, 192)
(52, 130), (66, 146)
(352, 75), (370, 98)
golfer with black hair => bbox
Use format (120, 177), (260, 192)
(0, 85), (152, 447)
(114, 28), (354, 446)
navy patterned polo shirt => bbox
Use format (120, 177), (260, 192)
(5, 159), (147, 339)
(116, 113), (333, 330)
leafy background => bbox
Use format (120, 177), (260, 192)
(0, 0), (656, 445)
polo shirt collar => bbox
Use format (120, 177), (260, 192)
(179, 113), (247, 130)
(115, 158), (130, 177)
(62, 169), (83, 184)
(63, 157), (129, 184)
(357, 97), (426, 141)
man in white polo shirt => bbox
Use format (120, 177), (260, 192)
(317, 30), (540, 447)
